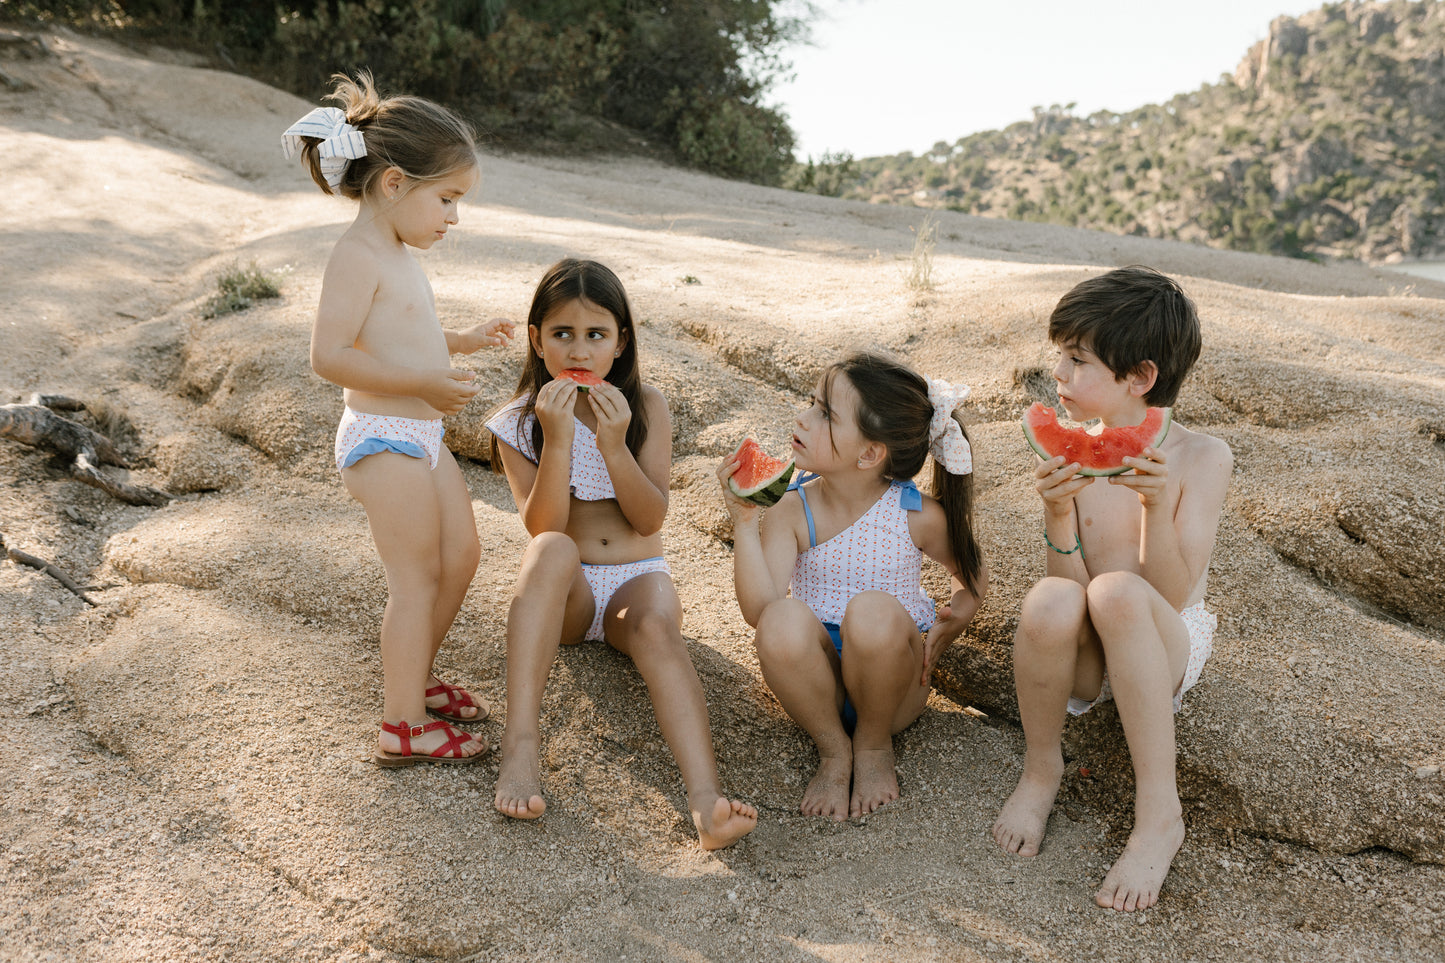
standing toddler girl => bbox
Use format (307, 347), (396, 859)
(486, 258), (756, 850)
(284, 72), (514, 765)
(718, 352), (987, 819)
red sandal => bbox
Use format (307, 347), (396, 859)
(373, 719), (489, 768)
(425, 679), (490, 724)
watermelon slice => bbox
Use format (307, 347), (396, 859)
(727, 437), (795, 506)
(1022, 403), (1172, 476)
(557, 368), (607, 392)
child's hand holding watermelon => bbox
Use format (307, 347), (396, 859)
(532, 374), (580, 443)
(716, 450), (763, 524)
(717, 437), (794, 518)
(583, 380), (632, 456)
(1107, 445), (1170, 511)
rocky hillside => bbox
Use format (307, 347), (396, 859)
(840, 0), (1445, 264)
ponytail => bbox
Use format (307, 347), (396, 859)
(826, 353), (984, 596)
(930, 415), (983, 597)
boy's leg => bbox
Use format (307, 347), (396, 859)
(993, 577), (1098, 856)
(424, 449), (485, 720)
(343, 453), (483, 759)
(838, 591), (923, 818)
(494, 532), (594, 819)
(602, 572), (756, 850)
(1085, 571), (1191, 912)
(754, 598), (852, 821)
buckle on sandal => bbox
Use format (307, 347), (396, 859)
(408, 724), (426, 738)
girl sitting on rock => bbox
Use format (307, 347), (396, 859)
(288, 72), (514, 766)
(485, 258), (756, 850)
(718, 352), (987, 820)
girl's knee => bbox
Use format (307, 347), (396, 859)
(755, 599), (822, 665)
(521, 532), (579, 574)
(623, 607), (685, 660)
(840, 591), (913, 658)
(385, 555), (443, 596)
(756, 598), (814, 634)
(451, 536), (481, 579)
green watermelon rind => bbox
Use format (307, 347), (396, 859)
(727, 439), (795, 507)
(1022, 404), (1172, 477)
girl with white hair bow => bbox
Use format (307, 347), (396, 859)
(284, 72), (515, 768)
(719, 352), (988, 821)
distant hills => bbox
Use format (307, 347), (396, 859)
(831, 1), (1445, 264)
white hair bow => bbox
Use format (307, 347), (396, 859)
(926, 377), (972, 475)
(281, 106), (367, 191)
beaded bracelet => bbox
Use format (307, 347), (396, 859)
(1045, 531), (1084, 559)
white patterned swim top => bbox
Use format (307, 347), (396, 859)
(485, 396), (616, 501)
(789, 476), (935, 628)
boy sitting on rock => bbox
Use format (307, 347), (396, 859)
(991, 266), (1233, 912)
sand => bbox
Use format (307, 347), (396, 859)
(1, 27), (1443, 963)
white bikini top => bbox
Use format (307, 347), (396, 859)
(788, 474), (935, 628)
(485, 397), (616, 501)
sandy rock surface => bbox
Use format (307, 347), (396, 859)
(2, 28), (1443, 962)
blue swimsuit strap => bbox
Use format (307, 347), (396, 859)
(787, 471), (820, 547)
(787, 474), (923, 549)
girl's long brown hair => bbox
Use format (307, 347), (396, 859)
(489, 258), (649, 470)
(819, 353), (983, 596)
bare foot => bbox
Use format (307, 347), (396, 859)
(992, 757), (1063, 856)
(426, 676), (488, 723)
(849, 746), (899, 818)
(375, 720), (487, 763)
(493, 731), (546, 820)
(693, 796), (758, 851)
(800, 751), (852, 821)
(1095, 813), (1185, 912)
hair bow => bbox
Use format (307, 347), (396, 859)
(926, 377), (972, 475)
(281, 106), (367, 191)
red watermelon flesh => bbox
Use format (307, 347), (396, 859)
(1022, 403), (1172, 476)
(557, 368), (607, 391)
(727, 437), (795, 506)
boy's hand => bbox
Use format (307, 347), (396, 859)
(420, 368), (481, 414)
(455, 318), (516, 353)
(716, 453), (762, 525)
(1035, 455), (1092, 518)
(1110, 446), (1168, 510)
(586, 382), (632, 456)
(533, 377), (578, 442)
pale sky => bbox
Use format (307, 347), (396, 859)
(770, 0), (1327, 159)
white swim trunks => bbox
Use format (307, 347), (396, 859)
(335, 407), (444, 471)
(579, 557), (671, 642)
(1067, 600), (1216, 716)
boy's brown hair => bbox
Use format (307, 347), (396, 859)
(1048, 266), (1201, 407)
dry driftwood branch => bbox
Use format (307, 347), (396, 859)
(0, 532), (96, 605)
(0, 395), (171, 506)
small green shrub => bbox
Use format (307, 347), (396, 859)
(204, 261), (282, 318)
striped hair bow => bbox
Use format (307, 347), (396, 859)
(281, 107), (367, 190)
